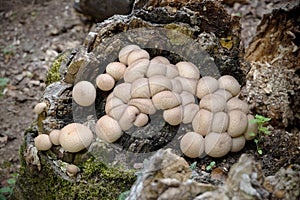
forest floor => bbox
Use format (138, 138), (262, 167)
(0, 0), (297, 196)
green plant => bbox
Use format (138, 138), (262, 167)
(206, 161), (216, 171)
(249, 114), (271, 155)
(0, 78), (9, 97)
(190, 161), (197, 170)
(0, 173), (18, 200)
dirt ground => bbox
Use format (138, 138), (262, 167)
(0, 0), (298, 195)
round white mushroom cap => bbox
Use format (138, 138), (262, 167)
(72, 81), (96, 107)
(196, 76), (219, 99)
(180, 132), (205, 158)
(218, 75), (240, 96)
(118, 44), (141, 65)
(59, 123), (94, 152)
(228, 110), (248, 137)
(105, 62), (127, 81)
(205, 132), (232, 157)
(34, 134), (53, 151)
(49, 129), (61, 145)
(96, 115), (123, 143)
(33, 102), (47, 114)
(231, 135), (246, 152)
(96, 73), (115, 91)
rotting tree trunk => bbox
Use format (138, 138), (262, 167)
(12, 0), (243, 199)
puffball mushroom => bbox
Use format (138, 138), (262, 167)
(149, 75), (172, 96)
(196, 76), (219, 99)
(113, 83), (132, 103)
(118, 106), (140, 131)
(96, 115), (122, 143)
(134, 113), (149, 127)
(152, 91), (181, 110)
(205, 132), (232, 158)
(34, 134), (53, 151)
(66, 164), (80, 177)
(231, 135), (246, 152)
(49, 129), (61, 145)
(118, 44), (141, 65)
(59, 123), (93, 152)
(199, 93), (227, 112)
(192, 109), (214, 136)
(180, 132), (205, 158)
(182, 103), (199, 124)
(163, 105), (183, 125)
(146, 59), (166, 77)
(105, 62), (127, 81)
(244, 114), (258, 140)
(127, 49), (150, 66)
(124, 59), (149, 83)
(218, 75), (241, 96)
(72, 81), (96, 107)
(34, 102), (47, 114)
(131, 78), (151, 98)
(226, 97), (249, 113)
(227, 110), (248, 137)
(211, 112), (229, 133)
(96, 73), (115, 91)
(176, 61), (200, 79)
(128, 98), (156, 115)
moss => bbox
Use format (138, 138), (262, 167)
(12, 128), (136, 200)
(45, 51), (70, 86)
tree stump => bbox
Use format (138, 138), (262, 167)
(12, 0), (243, 199)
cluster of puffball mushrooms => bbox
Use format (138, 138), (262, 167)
(33, 44), (258, 159)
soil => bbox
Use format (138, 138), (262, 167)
(0, 0), (299, 197)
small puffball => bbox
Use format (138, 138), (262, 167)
(105, 96), (124, 114)
(196, 76), (219, 99)
(128, 98), (156, 115)
(149, 75), (172, 96)
(113, 83), (132, 103)
(124, 59), (149, 83)
(49, 129), (61, 145)
(199, 94), (227, 112)
(34, 134), (52, 151)
(244, 114), (258, 140)
(205, 132), (232, 158)
(60, 123), (94, 152)
(174, 77), (197, 95)
(176, 61), (200, 79)
(72, 81), (96, 107)
(182, 103), (199, 124)
(165, 64), (179, 78)
(211, 112), (229, 133)
(218, 75), (240, 96)
(66, 164), (80, 177)
(170, 79), (183, 93)
(134, 113), (149, 127)
(127, 49), (150, 66)
(152, 91), (181, 110)
(96, 73), (115, 91)
(213, 89), (233, 101)
(108, 104), (128, 120)
(192, 109), (213, 136)
(180, 91), (196, 106)
(226, 97), (249, 113)
(151, 56), (170, 64)
(231, 135), (246, 152)
(96, 115), (122, 143)
(131, 78), (151, 98)
(180, 132), (205, 158)
(34, 102), (47, 114)
(106, 62), (126, 81)
(146, 59), (167, 77)
(228, 110), (248, 137)
(119, 106), (140, 131)
(163, 105), (183, 125)
(118, 45), (140, 65)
